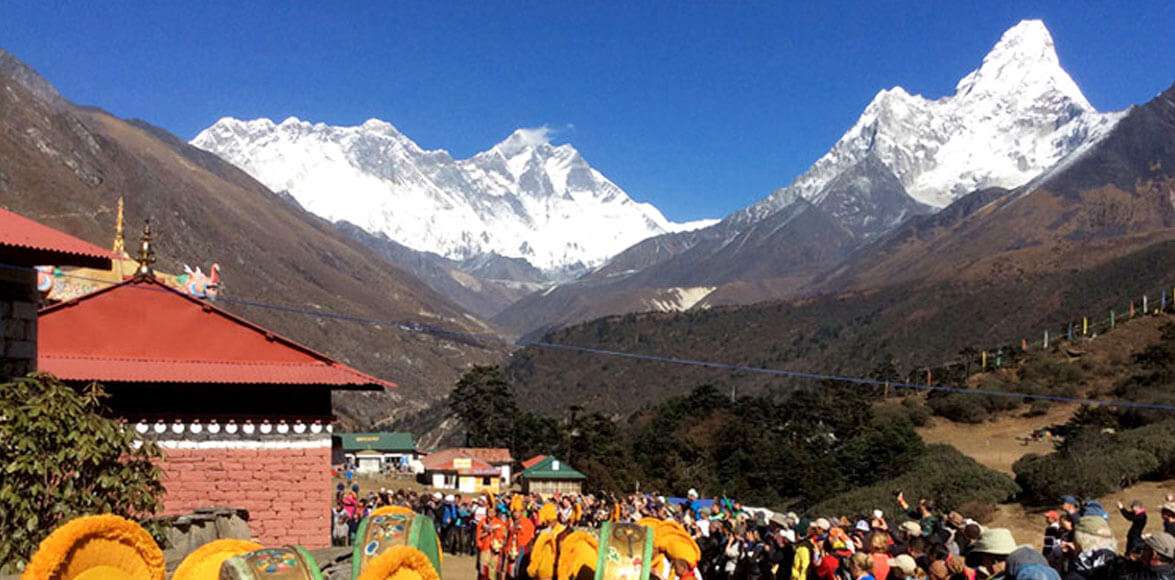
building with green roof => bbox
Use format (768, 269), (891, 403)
(519, 456), (586, 496)
(333, 432), (418, 474)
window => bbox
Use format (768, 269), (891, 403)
(483, 477), (491, 486)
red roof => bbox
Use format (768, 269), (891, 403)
(421, 448), (514, 475)
(521, 454), (547, 469)
(0, 207), (115, 268)
(37, 276), (392, 390)
(421, 454), (500, 477)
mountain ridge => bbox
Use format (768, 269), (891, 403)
(504, 73), (1175, 413)
(0, 48), (506, 427)
(493, 19), (1128, 336)
(191, 118), (716, 276)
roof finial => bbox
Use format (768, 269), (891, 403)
(136, 220), (156, 276)
(112, 194), (126, 255)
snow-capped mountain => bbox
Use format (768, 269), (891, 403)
(737, 19), (1122, 226)
(192, 121), (714, 274)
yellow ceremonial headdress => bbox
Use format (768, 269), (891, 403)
(371, 505), (418, 518)
(358, 546), (441, 580)
(172, 539), (264, 580)
(538, 503), (558, 525)
(23, 514), (165, 580)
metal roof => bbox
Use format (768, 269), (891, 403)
(0, 207), (115, 268)
(337, 432), (416, 452)
(37, 276), (392, 390)
(520, 456), (586, 481)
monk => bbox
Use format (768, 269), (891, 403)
(527, 503), (572, 580)
(502, 499), (537, 578)
(477, 501), (509, 579)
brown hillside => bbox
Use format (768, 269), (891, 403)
(0, 49), (506, 426)
(505, 83), (1175, 416)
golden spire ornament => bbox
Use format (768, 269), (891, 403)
(112, 194), (126, 255)
(136, 220), (156, 276)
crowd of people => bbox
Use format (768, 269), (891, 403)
(332, 481), (1175, 580)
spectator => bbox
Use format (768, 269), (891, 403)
(1162, 503), (1175, 537)
(1065, 516), (1118, 580)
(969, 528), (1017, 579)
(1005, 546), (1061, 580)
(1119, 500), (1149, 556)
(867, 532), (891, 580)
(848, 552), (876, 580)
(1043, 511), (1065, 564)
(1116, 532), (1175, 580)
(891, 553), (920, 580)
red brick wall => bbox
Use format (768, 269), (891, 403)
(157, 446), (332, 547)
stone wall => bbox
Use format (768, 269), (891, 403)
(0, 266), (36, 381)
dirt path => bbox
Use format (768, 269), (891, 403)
(916, 403), (1075, 475)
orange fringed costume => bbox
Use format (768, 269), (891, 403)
(557, 518), (702, 580)
(527, 504), (571, 580)
(476, 513), (509, 579)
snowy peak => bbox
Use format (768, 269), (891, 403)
(493, 126), (558, 157)
(955, 19), (1091, 111)
(192, 117), (712, 273)
(738, 19), (1119, 221)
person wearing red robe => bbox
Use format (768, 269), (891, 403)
(502, 504), (537, 578)
(477, 507), (509, 579)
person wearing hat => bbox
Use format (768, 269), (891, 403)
(1120, 499), (1150, 556)
(895, 520), (923, 555)
(1041, 510), (1065, 564)
(1003, 546), (1061, 580)
(1163, 503), (1175, 537)
(792, 518), (826, 579)
(969, 528), (1017, 579)
(1066, 515), (1118, 580)
(502, 499), (535, 579)
(476, 503), (508, 580)
(1061, 496), (1081, 519)
(890, 553), (920, 580)
(527, 504), (570, 580)
(1118, 532), (1175, 579)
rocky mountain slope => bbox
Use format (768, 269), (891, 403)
(495, 20), (1126, 336)
(192, 119), (714, 278)
(0, 48), (505, 426)
(505, 80), (1175, 416)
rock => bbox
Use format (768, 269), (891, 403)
(149, 507), (252, 571)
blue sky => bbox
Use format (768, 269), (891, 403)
(3, 2), (1172, 222)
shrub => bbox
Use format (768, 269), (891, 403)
(0, 374), (163, 567)
(901, 398), (933, 427)
(1023, 400), (1052, 418)
(927, 394), (990, 423)
(1014, 428), (1162, 504)
(1119, 420), (1175, 477)
(875, 398), (932, 428)
(809, 444), (1019, 518)
(957, 499), (997, 525)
